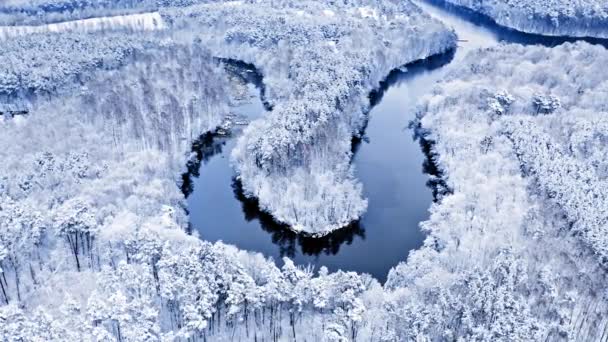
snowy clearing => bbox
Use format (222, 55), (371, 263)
(0, 12), (165, 40)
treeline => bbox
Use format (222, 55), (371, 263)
(385, 41), (608, 341)
(0, 0), (156, 26)
(0, 0), (226, 26)
(0, 24), (382, 341)
(0, 31), (149, 97)
(443, 0), (608, 39)
(4, 1), (608, 341)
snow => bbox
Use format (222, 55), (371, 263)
(164, 0), (457, 235)
(358, 7), (379, 19)
(0, 7), (386, 338)
(0, 2), (454, 236)
(441, 0), (608, 38)
(322, 9), (335, 17)
(2, 0), (608, 340)
(385, 41), (608, 340)
(0, 12), (165, 40)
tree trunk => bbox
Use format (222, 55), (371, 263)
(116, 321), (123, 342)
(0, 273), (8, 304)
(245, 301), (249, 338)
(67, 235), (81, 271)
(290, 312), (297, 341)
(11, 257), (22, 302)
(29, 263), (38, 285)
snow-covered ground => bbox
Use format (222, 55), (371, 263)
(163, 0), (457, 235)
(0, 2), (395, 338)
(0, 29), (382, 340)
(385, 41), (608, 340)
(2, 0), (608, 340)
(0, 1), (454, 236)
(0, 12), (165, 40)
(0, 0), (157, 26)
(0, 32), (149, 96)
(440, 0), (608, 38)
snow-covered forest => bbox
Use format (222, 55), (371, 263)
(0, 0), (157, 26)
(387, 41), (608, 340)
(0, 32), (150, 96)
(440, 0), (608, 38)
(0, 12), (164, 40)
(2, 0), (608, 341)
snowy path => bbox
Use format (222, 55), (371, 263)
(0, 12), (165, 40)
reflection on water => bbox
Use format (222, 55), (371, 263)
(186, 1), (608, 282)
(419, 0), (608, 48)
(231, 179), (366, 258)
(187, 51), (454, 282)
(368, 49), (456, 108)
(182, 133), (227, 197)
(361, 49), (456, 203)
(412, 121), (452, 202)
(185, 134), (368, 260)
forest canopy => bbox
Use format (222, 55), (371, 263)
(1, 0), (608, 341)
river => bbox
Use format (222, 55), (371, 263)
(186, 0), (608, 282)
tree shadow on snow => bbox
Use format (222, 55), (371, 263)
(181, 132), (229, 198)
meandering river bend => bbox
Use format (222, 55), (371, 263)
(186, 0), (608, 282)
